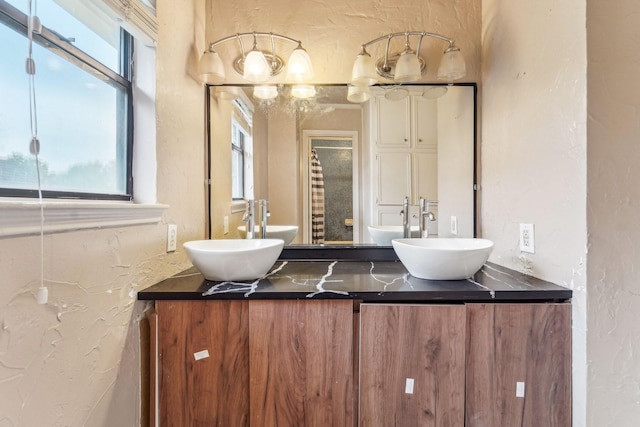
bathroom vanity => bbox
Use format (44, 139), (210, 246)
(139, 256), (572, 426)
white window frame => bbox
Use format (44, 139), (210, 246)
(230, 95), (255, 213)
(0, 0), (164, 237)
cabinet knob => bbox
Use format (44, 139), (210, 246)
(404, 138), (408, 142)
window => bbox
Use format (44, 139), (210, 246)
(0, 0), (134, 200)
(231, 99), (254, 202)
(231, 120), (246, 200)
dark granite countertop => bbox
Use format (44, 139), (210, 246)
(138, 260), (572, 303)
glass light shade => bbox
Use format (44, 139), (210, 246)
(384, 87), (409, 101)
(351, 52), (377, 85)
(437, 48), (466, 81)
(243, 50), (271, 83)
(422, 86), (448, 99)
(394, 51), (421, 82)
(253, 85), (278, 100)
(197, 50), (225, 85)
(291, 85), (316, 99)
(286, 47), (314, 82)
(347, 85), (370, 103)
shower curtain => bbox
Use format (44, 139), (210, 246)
(310, 148), (325, 243)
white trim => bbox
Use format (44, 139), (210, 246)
(132, 39), (157, 204)
(101, 0), (157, 43)
(0, 200), (167, 238)
(56, 0), (158, 45)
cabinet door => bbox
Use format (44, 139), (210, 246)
(413, 96), (438, 149)
(374, 95), (410, 147)
(376, 151), (411, 205)
(249, 300), (354, 426)
(465, 303), (571, 426)
(156, 300), (250, 427)
(413, 152), (438, 201)
(359, 304), (466, 427)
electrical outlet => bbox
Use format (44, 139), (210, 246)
(519, 223), (535, 253)
(223, 216), (229, 234)
(450, 216), (458, 235)
(167, 224), (177, 252)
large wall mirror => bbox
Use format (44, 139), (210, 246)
(206, 84), (476, 247)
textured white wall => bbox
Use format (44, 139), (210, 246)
(480, 0), (587, 424)
(587, 1), (640, 425)
(0, 0), (206, 424)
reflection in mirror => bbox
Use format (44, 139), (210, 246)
(206, 84), (476, 247)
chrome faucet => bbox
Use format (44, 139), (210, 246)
(242, 200), (257, 239)
(418, 198), (437, 238)
(259, 199), (269, 239)
(400, 196), (411, 238)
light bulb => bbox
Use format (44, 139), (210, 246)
(286, 45), (314, 82)
(291, 85), (316, 99)
(243, 50), (271, 83)
(253, 85), (278, 100)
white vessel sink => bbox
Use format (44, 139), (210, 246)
(237, 225), (299, 245)
(183, 239), (284, 281)
(368, 225), (420, 246)
(391, 238), (494, 280)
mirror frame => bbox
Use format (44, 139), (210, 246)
(204, 83), (478, 250)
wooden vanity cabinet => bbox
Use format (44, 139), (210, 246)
(156, 300), (250, 426)
(465, 303), (571, 426)
(154, 300), (570, 427)
(155, 299), (354, 427)
(248, 300), (354, 426)
(359, 304), (467, 427)
(358, 302), (571, 427)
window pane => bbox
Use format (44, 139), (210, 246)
(0, 21), (128, 195)
(5, 0), (120, 71)
(231, 149), (244, 199)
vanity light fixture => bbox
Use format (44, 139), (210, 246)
(350, 31), (466, 88)
(198, 32), (314, 85)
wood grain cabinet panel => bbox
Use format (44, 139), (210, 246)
(156, 300), (250, 427)
(359, 303), (466, 427)
(249, 299), (354, 427)
(154, 300), (571, 427)
(465, 303), (571, 427)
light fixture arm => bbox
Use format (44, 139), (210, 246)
(236, 34), (246, 57)
(360, 30), (455, 51)
(416, 34), (425, 55)
(206, 31), (304, 53)
(269, 33), (278, 73)
(382, 34), (392, 73)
